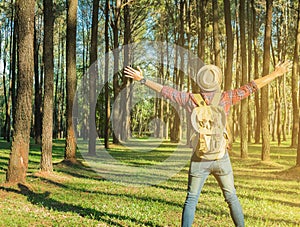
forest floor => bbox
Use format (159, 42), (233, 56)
(0, 138), (299, 227)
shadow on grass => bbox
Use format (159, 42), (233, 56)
(53, 160), (105, 182)
(0, 184), (161, 227)
(32, 173), (223, 212)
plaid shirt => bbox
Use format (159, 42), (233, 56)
(161, 81), (258, 115)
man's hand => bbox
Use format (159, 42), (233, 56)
(124, 66), (143, 81)
(272, 61), (292, 77)
(124, 65), (163, 92)
(254, 60), (292, 89)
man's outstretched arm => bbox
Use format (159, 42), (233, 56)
(124, 66), (163, 93)
(124, 66), (193, 108)
(253, 61), (292, 89)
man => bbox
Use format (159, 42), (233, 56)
(124, 61), (291, 227)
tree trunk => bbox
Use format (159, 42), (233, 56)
(186, 0), (192, 145)
(6, 0), (16, 142)
(282, 73), (287, 141)
(233, 0), (240, 142)
(104, 0), (110, 149)
(59, 41), (65, 139)
(34, 17), (42, 145)
(53, 30), (61, 139)
(165, 32), (170, 140)
(193, 0), (204, 93)
(170, 0), (185, 143)
(291, 0), (300, 148)
(157, 54), (164, 139)
(240, 0), (248, 159)
(112, 0), (121, 144)
(1, 25), (9, 141)
(276, 80), (282, 146)
(88, 0), (99, 156)
(212, 0), (221, 68)
(170, 39), (179, 142)
(295, 0), (300, 166)
(64, 0), (78, 162)
(6, 0), (35, 183)
(261, 0), (273, 161)
(223, 0), (234, 150)
(252, 0), (261, 144)
(41, 0), (54, 172)
(281, 3), (288, 142)
(247, 0), (253, 143)
(271, 95), (277, 142)
(11, 15), (17, 134)
(120, 0), (132, 142)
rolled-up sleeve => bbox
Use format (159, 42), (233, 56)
(226, 81), (258, 106)
(161, 86), (190, 106)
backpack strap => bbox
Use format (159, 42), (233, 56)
(194, 93), (222, 106)
(193, 94), (206, 107)
(211, 93), (222, 106)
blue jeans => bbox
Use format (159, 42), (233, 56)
(181, 152), (244, 227)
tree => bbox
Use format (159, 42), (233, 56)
(295, 0), (300, 166)
(6, 0), (35, 183)
(104, 0), (110, 149)
(64, 0), (78, 162)
(247, 0), (253, 143)
(120, 0), (132, 142)
(212, 0), (221, 68)
(34, 14), (42, 145)
(261, 0), (273, 161)
(10, 9), (17, 141)
(170, 0), (185, 143)
(291, 0), (300, 148)
(198, 0), (207, 62)
(223, 0), (234, 149)
(112, 0), (121, 144)
(1, 21), (10, 142)
(41, 0), (54, 172)
(240, 0), (248, 158)
(252, 0), (261, 144)
(88, 0), (99, 156)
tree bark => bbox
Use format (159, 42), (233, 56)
(240, 0), (248, 159)
(121, 0), (132, 142)
(6, 0), (35, 183)
(112, 0), (121, 144)
(34, 17), (42, 145)
(104, 0), (110, 149)
(223, 0), (234, 150)
(252, 0), (261, 144)
(64, 0), (78, 162)
(41, 0), (54, 172)
(261, 0), (273, 161)
(233, 0), (241, 141)
(295, 0), (300, 166)
(6, 0), (16, 142)
(10, 4), (18, 136)
(1, 25), (9, 141)
(59, 41), (65, 139)
(291, 0), (300, 148)
(247, 0), (253, 143)
(88, 0), (99, 156)
(53, 29), (61, 139)
(276, 80), (282, 146)
(212, 0), (221, 68)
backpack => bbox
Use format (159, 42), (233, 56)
(190, 93), (228, 160)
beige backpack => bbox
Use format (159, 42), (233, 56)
(190, 93), (228, 160)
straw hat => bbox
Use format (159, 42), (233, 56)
(196, 65), (222, 92)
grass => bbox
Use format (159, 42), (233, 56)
(0, 137), (299, 226)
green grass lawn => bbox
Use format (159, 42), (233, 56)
(0, 138), (299, 227)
